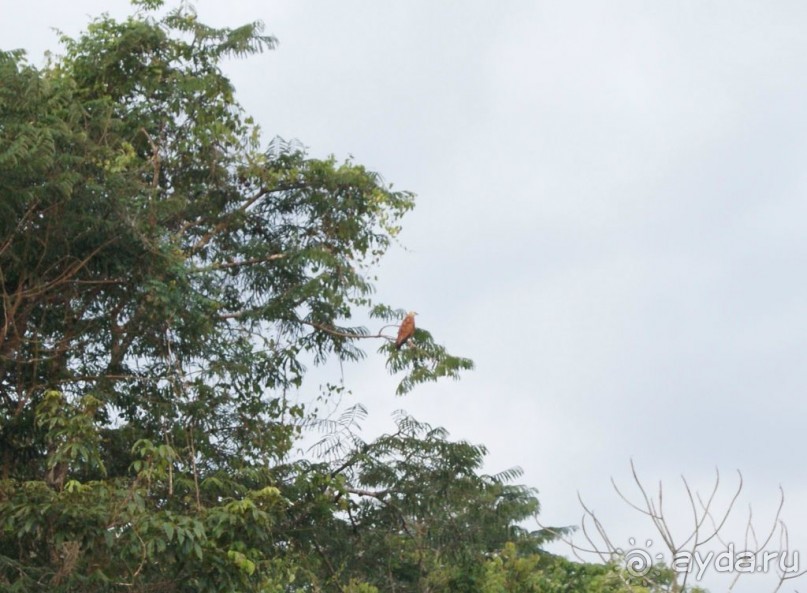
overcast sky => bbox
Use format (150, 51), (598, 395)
(4, 2), (807, 591)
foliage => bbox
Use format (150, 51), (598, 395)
(0, 2), (699, 592)
(479, 543), (680, 593)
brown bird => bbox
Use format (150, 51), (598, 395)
(395, 311), (417, 350)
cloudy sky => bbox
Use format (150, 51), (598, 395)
(5, 2), (807, 590)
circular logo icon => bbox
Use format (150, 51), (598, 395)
(624, 547), (653, 577)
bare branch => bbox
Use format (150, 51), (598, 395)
(557, 464), (803, 593)
(697, 469), (743, 547)
(191, 252), (286, 273)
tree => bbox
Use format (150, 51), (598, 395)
(0, 2), (472, 589)
(274, 406), (675, 593)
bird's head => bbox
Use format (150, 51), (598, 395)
(407, 311), (418, 318)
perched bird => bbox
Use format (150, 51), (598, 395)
(395, 311), (417, 350)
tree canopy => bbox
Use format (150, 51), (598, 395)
(0, 2), (685, 592)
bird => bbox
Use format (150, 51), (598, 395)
(395, 311), (417, 350)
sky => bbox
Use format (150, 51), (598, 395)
(4, 2), (807, 591)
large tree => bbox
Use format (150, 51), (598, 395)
(0, 2), (686, 592)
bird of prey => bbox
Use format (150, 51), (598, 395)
(395, 311), (417, 350)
